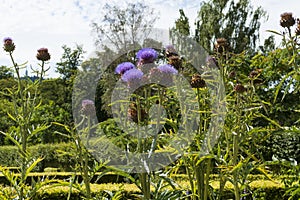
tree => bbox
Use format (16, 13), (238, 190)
(56, 45), (85, 82)
(174, 9), (190, 36)
(91, 2), (159, 53)
(0, 65), (14, 79)
(55, 45), (85, 126)
(195, 0), (267, 53)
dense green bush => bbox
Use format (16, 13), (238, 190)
(260, 129), (300, 162)
(0, 143), (77, 172)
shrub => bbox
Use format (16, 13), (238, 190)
(0, 142), (78, 172)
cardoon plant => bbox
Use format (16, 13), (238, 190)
(0, 38), (51, 200)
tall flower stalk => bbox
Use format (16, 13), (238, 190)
(114, 48), (179, 199)
(1, 38), (50, 199)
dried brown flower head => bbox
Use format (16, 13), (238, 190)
(280, 12), (295, 28)
(234, 83), (246, 93)
(228, 71), (236, 79)
(191, 74), (206, 88)
(167, 55), (182, 71)
(249, 70), (259, 79)
(3, 37), (16, 52)
(127, 103), (148, 124)
(36, 48), (51, 61)
(214, 38), (230, 53)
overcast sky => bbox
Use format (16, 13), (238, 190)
(0, 0), (299, 77)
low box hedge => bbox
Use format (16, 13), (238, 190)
(0, 172), (127, 186)
(0, 180), (295, 200)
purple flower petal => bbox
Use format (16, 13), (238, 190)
(157, 64), (178, 75)
(121, 68), (144, 82)
(136, 48), (158, 62)
(115, 62), (136, 75)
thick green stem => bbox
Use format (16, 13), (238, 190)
(233, 134), (240, 200)
(83, 116), (92, 199)
(135, 95), (151, 199)
(83, 151), (91, 199)
(186, 163), (196, 200)
(39, 61), (45, 83)
(140, 173), (151, 200)
(195, 163), (204, 200)
(233, 94), (241, 200)
(10, 52), (27, 200)
(204, 159), (211, 200)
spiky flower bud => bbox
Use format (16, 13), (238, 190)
(206, 56), (219, 69)
(214, 38), (230, 53)
(228, 71), (236, 79)
(165, 45), (178, 57)
(190, 74), (206, 88)
(249, 70), (259, 79)
(36, 48), (51, 61)
(280, 12), (295, 28)
(3, 37), (16, 52)
(81, 99), (96, 116)
(234, 83), (246, 93)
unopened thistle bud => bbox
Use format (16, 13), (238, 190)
(3, 37), (16, 52)
(228, 71), (236, 79)
(36, 48), (51, 61)
(190, 74), (206, 88)
(214, 38), (230, 53)
(280, 12), (295, 28)
(234, 83), (246, 93)
(81, 99), (96, 116)
(249, 70), (259, 79)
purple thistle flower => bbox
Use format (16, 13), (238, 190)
(81, 99), (95, 115)
(121, 68), (144, 82)
(3, 37), (15, 52)
(136, 48), (158, 64)
(157, 64), (178, 75)
(82, 99), (94, 107)
(3, 37), (12, 43)
(115, 62), (135, 75)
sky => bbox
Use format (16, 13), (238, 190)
(0, 0), (300, 77)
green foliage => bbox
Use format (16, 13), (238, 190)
(0, 66), (14, 79)
(195, 0), (268, 53)
(56, 45), (84, 81)
(0, 143), (77, 172)
(174, 9), (190, 36)
(260, 129), (300, 162)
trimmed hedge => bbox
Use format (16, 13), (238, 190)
(0, 180), (295, 200)
(0, 172), (127, 186)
